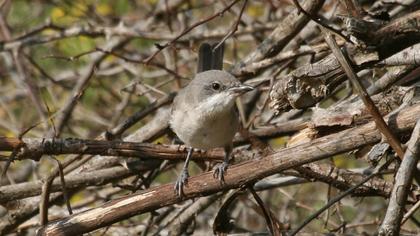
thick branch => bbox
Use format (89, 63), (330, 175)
(37, 103), (420, 235)
(0, 137), (224, 161)
(379, 120), (420, 236)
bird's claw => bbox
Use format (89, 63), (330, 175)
(174, 169), (189, 197)
(213, 162), (228, 183)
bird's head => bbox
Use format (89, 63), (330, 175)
(188, 70), (254, 112)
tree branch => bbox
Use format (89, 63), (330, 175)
(37, 103), (420, 235)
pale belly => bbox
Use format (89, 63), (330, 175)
(170, 108), (239, 150)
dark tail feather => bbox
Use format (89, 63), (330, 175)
(197, 43), (212, 73)
(211, 42), (224, 70)
(197, 42), (225, 72)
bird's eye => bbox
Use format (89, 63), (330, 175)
(211, 82), (221, 90)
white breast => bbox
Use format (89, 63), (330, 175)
(170, 94), (239, 150)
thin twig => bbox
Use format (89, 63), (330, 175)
(40, 168), (54, 225)
(95, 47), (185, 79)
(39, 154), (88, 225)
(54, 157), (73, 215)
(213, 0), (248, 51)
(52, 38), (131, 137)
(402, 200), (420, 224)
(106, 93), (176, 139)
(289, 158), (394, 236)
(248, 186), (279, 236)
(143, 0), (242, 64)
(291, 0), (351, 43)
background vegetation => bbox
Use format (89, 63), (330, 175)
(0, 0), (419, 235)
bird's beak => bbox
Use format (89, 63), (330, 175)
(229, 84), (254, 95)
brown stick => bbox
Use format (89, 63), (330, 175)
(0, 137), (224, 161)
(322, 29), (405, 159)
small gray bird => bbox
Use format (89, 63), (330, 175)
(170, 43), (253, 196)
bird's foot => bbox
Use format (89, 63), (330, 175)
(213, 162), (228, 183)
(174, 169), (189, 197)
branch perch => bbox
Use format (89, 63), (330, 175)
(37, 103), (420, 235)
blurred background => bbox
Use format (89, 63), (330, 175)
(0, 0), (419, 235)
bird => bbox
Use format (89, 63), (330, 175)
(170, 43), (253, 196)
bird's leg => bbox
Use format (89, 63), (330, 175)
(174, 147), (193, 197)
(213, 145), (232, 183)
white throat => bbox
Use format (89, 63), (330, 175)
(197, 92), (236, 116)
